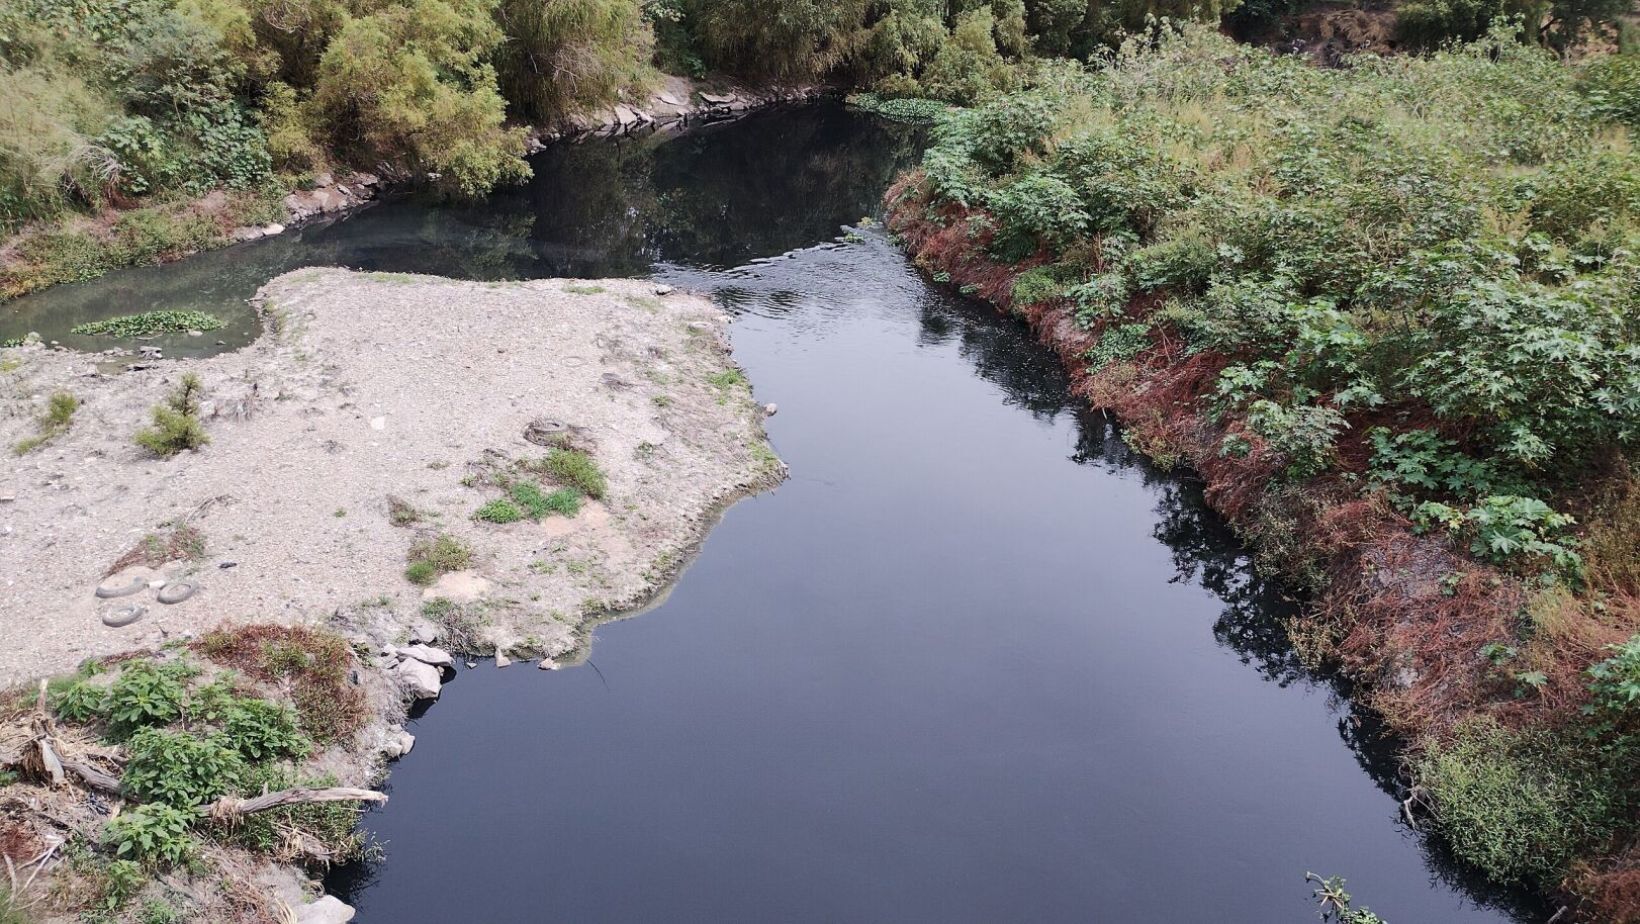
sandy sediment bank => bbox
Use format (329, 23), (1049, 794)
(0, 268), (783, 684)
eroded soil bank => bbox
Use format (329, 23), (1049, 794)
(0, 269), (780, 920)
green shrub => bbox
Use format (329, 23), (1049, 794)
(134, 374), (209, 457)
(1416, 718), (1628, 887)
(51, 677), (108, 723)
(105, 660), (192, 736)
(221, 699), (310, 762)
(121, 727), (244, 807)
(1411, 495), (1583, 580)
(1010, 265), (1068, 306)
(494, 0), (653, 122)
(105, 803), (196, 866)
(1087, 322), (1151, 371)
(1585, 634), (1640, 739)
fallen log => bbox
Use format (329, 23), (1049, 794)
(207, 788), (388, 820)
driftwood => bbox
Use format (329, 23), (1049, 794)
(207, 787), (388, 820)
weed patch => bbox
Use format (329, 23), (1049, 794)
(405, 534), (473, 586)
(12, 391), (77, 455)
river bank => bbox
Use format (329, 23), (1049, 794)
(885, 37), (1640, 919)
(0, 269), (781, 920)
(0, 77), (822, 310)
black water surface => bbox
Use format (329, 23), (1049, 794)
(7, 103), (1548, 922)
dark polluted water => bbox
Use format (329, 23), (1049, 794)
(8, 104), (1546, 922)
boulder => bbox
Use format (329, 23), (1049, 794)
(393, 658), (442, 700)
(399, 644), (453, 669)
(294, 896), (355, 924)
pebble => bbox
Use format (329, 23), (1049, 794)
(495, 651), (512, 668)
(654, 284), (675, 296)
(538, 658), (560, 671)
(764, 403), (779, 417)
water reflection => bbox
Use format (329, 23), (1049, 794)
(0, 102), (924, 355)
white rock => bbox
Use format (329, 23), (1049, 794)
(407, 618), (439, 645)
(383, 728), (416, 759)
(654, 284), (675, 296)
(262, 223), (286, 236)
(369, 416), (387, 431)
(495, 650), (512, 668)
(764, 403), (778, 417)
(393, 658), (442, 700)
(399, 644), (453, 668)
(294, 895), (355, 924)
(538, 658), (560, 671)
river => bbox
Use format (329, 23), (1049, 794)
(5, 102), (1547, 923)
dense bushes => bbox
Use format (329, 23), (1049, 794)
(911, 27), (1639, 575)
(893, 24), (1640, 902)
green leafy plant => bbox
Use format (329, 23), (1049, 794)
(1412, 495), (1583, 579)
(105, 803), (196, 866)
(1585, 634), (1640, 739)
(221, 699), (310, 762)
(105, 660), (192, 736)
(121, 727), (244, 807)
(71, 310), (224, 337)
(1307, 873), (1389, 924)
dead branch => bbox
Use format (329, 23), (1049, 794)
(206, 787), (387, 821)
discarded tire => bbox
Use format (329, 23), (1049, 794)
(95, 577), (147, 599)
(102, 605), (147, 628)
(156, 581), (199, 604)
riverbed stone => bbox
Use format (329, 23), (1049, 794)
(392, 658), (442, 700)
(294, 895), (355, 924)
(398, 644), (453, 669)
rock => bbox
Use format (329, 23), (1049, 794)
(657, 91), (683, 106)
(0, 494), (14, 503)
(407, 618), (439, 645)
(612, 104), (639, 127)
(393, 658), (442, 700)
(399, 644), (453, 668)
(313, 172), (335, 187)
(230, 227), (265, 243)
(294, 895), (355, 924)
(262, 223), (286, 236)
(538, 658), (560, 671)
(699, 91), (735, 105)
(764, 403), (778, 417)
(369, 416), (387, 431)
(421, 570), (490, 603)
(495, 650), (512, 668)
(383, 727), (416, 759)
(654, 284), (675, 296)
(354, 172), (380, 187)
